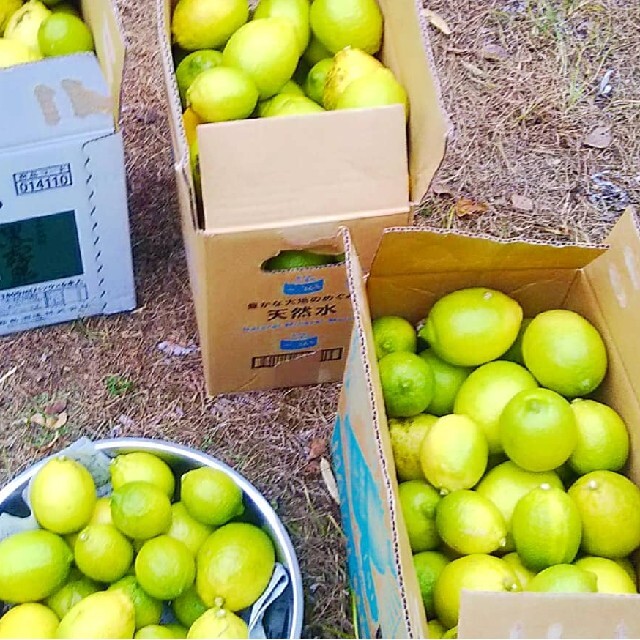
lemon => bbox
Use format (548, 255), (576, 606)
(323, 47), (382, 110)
(89, 496), (113, 526)
(108, 576), (164, 630)
(613, 557), (637, 585)
(372, 315), (417, 360)
(522, 309), (608, 397)
(136, 625), (187, 639)
(263, 94), (324, 116)
(46, 570), (99, 619)
(436, 489), (507, 555)
(501, 318), (532, 365)
(4, 0), (50, 53)
(222, 18), (299, 99)
(135, 535), (196, 600)
(304, 57), (332, 105)
(182, 107), (203, 147)
(427, 619), (448, 639)
(389, 413), (438, 481)
(176, 50), (223, 106)
(413, 551), (449, 620)
(378, 351), (435, 418)
(302, 34), (331, 66)
(0, 529), (72, 603)
(443, 627), (458, 639)
(187, 607), (249, 639)
(172, 0), (249, 50)
(335, 67), (408, 119)
(309, 0), (382, 54)
(187, 66), (259, 122)
(574, 556), (637, 594)
(512, 486), (582, 571)
(261, 248), (335, 269)
(181, 467), (244, 526)
(30, 457), (97, 534)
(110, 452), (176, 499)
(257, 80), (305, 115)
(196, 522), (275, 611)
(568, 399), (629, 475)
(172, 585), (208, 628)
(0, 603), (59, 638)
(420, 414), (488, 494)
(568, 470), (640, 558)
(419, 288), (523, 367)
(111, 481), (173, 540)
(253, 0), (309, 55)
(74, 523), (133, 583)
(453, 361), (537, 454)
(0, 37), (39, 66)
(56, 590), (135, 639)
(475, 461), (563, 552)
(398, 480), (441, 552)
(499, 388), (578, 472)
(0, 0), (22, 35)
(433, 554), (520, 630)
(419, 350), (472, 418)
(51, 2), (78, 14)
(525, 564), (597, 593)
(501, 552), (535, 589)
(37, 12), (93, 56)
(167, 502), (213, 556)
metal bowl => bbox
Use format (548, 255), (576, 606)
(0, 437), (304, 639)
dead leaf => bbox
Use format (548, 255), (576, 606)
(460, 60), (486, 77)
(49, 412), (68, 431)
(45, 398), (68, 415)
(583, 125), (613, 149)
(453, 197), (489, 218)
(308, 438), (327, 461)
(30, 413), (47, 427)
(423, 9), (452, 36)
(320, 457), (340, 504)
(511, 194), (534, 211)
(479, 43), (509, 61)
(303, 460), (321, 476)
(431, 181), (455, 197)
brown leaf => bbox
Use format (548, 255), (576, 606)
(431, 181), (455, 197)
(583, 125), (613, 149)
(453, 197), (489, 218)
(479, 44), (509, 61)
(423, 9), (452, 36)
(308, 437), (327, 461)
(511, 194), (534, 211)
(303, 460), (321, 476)
(30, 413), (47, 427)
(49, 412), (68, 431)
(45, 399), (68, 415)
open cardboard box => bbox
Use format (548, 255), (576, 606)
(157, 0), (451, 395)
(332, 209), (640, 638)
(0, 0), (135, 335)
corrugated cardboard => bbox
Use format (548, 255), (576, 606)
(332, 209), (640, 638)
(0, 0), (134, 335)
(158, 0), (451, 394)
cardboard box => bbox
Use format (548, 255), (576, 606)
(0, 0), (135, 336)
(158, 0), (451, 395)
(332, 209), (640, 638)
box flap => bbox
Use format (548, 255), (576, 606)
(459, 591), (640, 638)
(0, 54), (114, 149)
(198, 106), (409, 232)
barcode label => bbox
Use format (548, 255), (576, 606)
(13, 164), (73, 196)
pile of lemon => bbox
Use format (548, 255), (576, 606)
(0, 0), (94, 69)
(373, 288), (640, 638)
(0, 451), (276, 639)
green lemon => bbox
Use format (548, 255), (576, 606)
(501, 318), (532, 365)
(427, 620), (448, 639)
(110, 452), (176, 499)
(187, 607), (249, 639)
(0, 603), (59, 638)
(181, 467), (244, 526)
(378, 351), (435, 418)
(172, 585), (208, 628)
(372, 316), (418, 360)
(512, 486), (582, 571)
(525, 564), (597, 593)
(0, 0), (22, 35)
(453, 360), (538, 454)
(443, 626), (458, 639)
(111, 481), (173, 540)
(135, 535), (196, 601)
(419, 350), (472, 417)
(74, 524), (134, 583)
(262, 249), (335, 270)
(135, 625), (188, 639)
(420, 414), (488, 494)
(196, 522), (275, 611)
(262, 94), (324, 116)
(302, 34), (331, 66)
(4, 0), (51, 54)
(0, 529), (72, 603)
(521, 309), (608, 398)
(501, 552), (535, 589)
(37, 12), (93, 56)
(0, 38), (41, 66)
(436, 489), (507, 555)
(167, 502), (213, 556)
(253, 0), (310, 55)
(108, 576), (164, 630)
(89, 496), (113, 526)
(323, 47), (382, 110)
(499, 388), (578, 472)
(388, 413), (438, 481)
(418, 288), (523, 367)
(45, 571), (99, 619)
(413, 551), (449, 620)
(574, 556), (637, 594)
(613, 557), (637, 585)
(568, 470), (640, 558)
(175, 49), (224, 107)
(30, 456), (97, 535)
(398, 480), (441, 552)
(304, 57), (332, 105)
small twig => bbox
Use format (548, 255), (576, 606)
(0, 367), (17, 388)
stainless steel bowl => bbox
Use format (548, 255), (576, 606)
(0, 437), (304, 639)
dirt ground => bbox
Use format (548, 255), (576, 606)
(0, 0), (638, 638)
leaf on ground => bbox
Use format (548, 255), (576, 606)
(454, 197), (489, 218)
(48, 412), (68, 431)
(479, 44), (509, 61)
(422, 9), (452, 35)
(583, 125), (613, 149)
(45, 399), (68, 415)
(30, 413), (47, 427)
(511, 194), (534, 211)
(320, 457), (340, 504)
(460, 60), (486, 77)
(308, 437), (328, 461)
(431, 181), (455, 196)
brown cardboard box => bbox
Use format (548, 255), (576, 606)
(332, 209), (640, 638)
(157, 0), (450, 395)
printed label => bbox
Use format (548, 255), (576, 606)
(279, 333), (318, 350)
(282, 276), (324, 295)
(13, 164), (73, 196)
(0, 278), (89, 319)
(250, 347), (343, 369)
